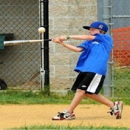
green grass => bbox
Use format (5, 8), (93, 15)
(0, 90), (100, 105)
(11, 124), (129, 130)
(0, 89), (130, 105)
(113, 67), (130, 97)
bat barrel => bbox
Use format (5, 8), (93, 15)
(4, 39), (52, 46)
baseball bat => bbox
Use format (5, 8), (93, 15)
(4, 39), (52, 46)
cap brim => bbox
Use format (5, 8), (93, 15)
(83, 26), (90, 30)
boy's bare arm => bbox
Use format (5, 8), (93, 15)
(59, 35), (95, 41)
(52, 38), (83, 52)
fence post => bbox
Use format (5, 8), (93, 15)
(102, 0), (113, 97)
(43, 0), (50, 94)
(39, 0), (50, 94)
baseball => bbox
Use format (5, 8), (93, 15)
(38, 27), (46, 34)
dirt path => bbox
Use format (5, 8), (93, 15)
(0, 104), (129, 129)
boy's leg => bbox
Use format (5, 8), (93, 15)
(66, 89), (85, 113)
(52, 72), (87, 120)
(85, 93), (114, 108)
(85, 93), (123, 119)
(52, 89), (85, 120)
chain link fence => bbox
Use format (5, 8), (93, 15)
(111, 0), (130, 98)
(0, 0), (41, 90)
(98, 0), (130, 98)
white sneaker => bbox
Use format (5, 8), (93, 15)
(52, 110), (75, 120)
(109, 101), (123, 119)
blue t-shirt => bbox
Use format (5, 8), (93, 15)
(74, 33), (113, 76)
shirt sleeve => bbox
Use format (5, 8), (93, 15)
(93, 33), (113, 51)
(77, 41), (89, 50)
(93, 34), (102, 42)
(93, 33), (112, 43)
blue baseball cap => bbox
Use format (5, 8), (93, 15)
(83, 21), (108, 33)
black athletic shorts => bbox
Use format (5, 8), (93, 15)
(71, 72), (105, 94)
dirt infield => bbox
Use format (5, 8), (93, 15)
(0, 104), (130, 129)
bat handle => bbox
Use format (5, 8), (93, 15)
(44, 39), (52, 41)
